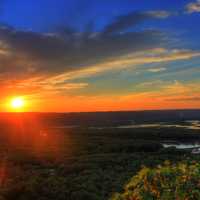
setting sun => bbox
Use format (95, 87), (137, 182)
(10, 97), (25, 110)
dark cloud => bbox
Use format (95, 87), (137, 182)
(0, 11), (169, 82)
(102, 11), (170, 35)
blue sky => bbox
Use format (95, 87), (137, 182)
(0, 0), (198, 33)
(0, 0), (200, 111)
(1, 0), (200, 50)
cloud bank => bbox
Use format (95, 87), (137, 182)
(0, 10), (171, 93)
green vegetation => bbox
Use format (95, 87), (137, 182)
(111, 161), (200, 200)
(0, 126), (200, 200)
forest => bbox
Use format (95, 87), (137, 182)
(0, 116), (200, 200)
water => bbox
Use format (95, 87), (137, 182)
(163, 143), (200, 149)
(89, 120), (200, 130)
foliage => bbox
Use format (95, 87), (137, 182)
(111, 161), (200, 200)
(0, 124), (200, 200)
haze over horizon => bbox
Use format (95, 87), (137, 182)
(0, 0), (199, 112)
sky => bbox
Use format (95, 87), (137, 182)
(0, 0), (200, 112)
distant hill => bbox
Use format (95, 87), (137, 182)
(0, 109), (199, 127)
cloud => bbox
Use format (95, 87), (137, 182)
(147, 67), (166, 73)
(118, 81), (200, 110)
(0, 27), (166, 78)
(0, 10), (172, 78)
(0, 10), (171, 96)
(102, 11), (170, 35)
(167, 97), (200, 101)
(186, 0), (200, 13)
(38, 48), (200, 84)
(0, 9), (199, 101)
(150, 81), (200, 100)
(124, 80), (200, 100)
(158, 81), (200, 103)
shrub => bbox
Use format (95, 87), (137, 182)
(110, 161), (200, 200)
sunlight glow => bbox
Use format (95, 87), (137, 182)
(10, 97), (25, 110)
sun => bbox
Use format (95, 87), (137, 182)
(10, 97), (25, 110)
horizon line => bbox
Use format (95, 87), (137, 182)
(0, 108), (200, 115)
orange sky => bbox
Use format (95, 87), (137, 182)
(1, 80), (199, 112)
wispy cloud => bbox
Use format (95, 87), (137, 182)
(146, 81), (200, 101)
(113, 81), (200, 111)
(167, 97), (200, 102)
(102, 11), (170, 35)
(186, 0), (200, 13)
(147, 67), (166, 73)
(40, 48), (200, 82)
(1, 46), (200, 100)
